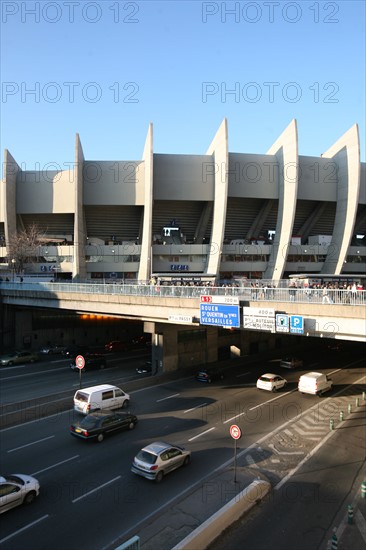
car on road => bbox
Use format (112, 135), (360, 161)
(136, 361), (152, 374)
(0, 350), (39, 366)
(280, 357), (303, 369)
(256, 373), (287, 392)
(39, 344), (67, 355)
(104, 340), (129, 352)
(62, 344), (90, 357)
(131, 441), (191, 482)
(298, 371), (333, 396)
(70, 353), (107, 372)
(0, 474), (40, 514)
(70, 410), (138, 442)
(73, 384), (130, 414)
(326, 342), (343, 351)
(195, 367), (224, 383)
(132, 335), (152, 347)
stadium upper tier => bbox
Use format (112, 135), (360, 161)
(1, 119), (365, 283)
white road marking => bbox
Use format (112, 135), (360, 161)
(72, 476), (122, 503)
(223, 390), (296, 424)
(269, 443), (304, 456)
(7, 435), (55, 453)
(236, 372), (251, 378)
(0, 515), (49, 544)
(188, 427), (216, 441)
(31, 455), (80, 475)
(184, 403), (208, 413)
(156, 393), (180, 402)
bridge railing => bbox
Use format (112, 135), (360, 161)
(0, 281), (364, 306)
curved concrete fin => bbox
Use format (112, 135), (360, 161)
(263, 119), (298, 280)
(3, 150), (20, 257)
(74, 133), (86, 280)
(138, 123), (154, 281)
(320, 124), (361, 274)
(206, 119), (228, 276)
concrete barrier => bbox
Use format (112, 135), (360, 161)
(171, 479), (271, 550)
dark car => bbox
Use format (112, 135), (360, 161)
(39, 344), (67, 355)
(70, 353), (107, 372)
(70, 410), (138, 442)
(132, 335), (152, 348)
(195, 368), (224, 383)
(104, 340), (129, 352)
(62, 345), (90, 357)
(136, 361), (152, 374)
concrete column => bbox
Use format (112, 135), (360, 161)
(2, 150), (19, 258)
(138, 123), (154, 282)
(206, 118), (229, 277)
(321, 124), (361, 274)
(263, 119), (299, 281)
(206, 327), (218, 363)
(73, 134), (86, 281)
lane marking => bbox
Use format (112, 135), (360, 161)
(188, 427), (216, 441)
(31, 455), (80, 475)
(0, 515), (49, 544)
(72, 476), (121, 503)
(223, 390), (296, 424)
(184, 403), (208, 414)
(236, 372), (251, 378)
(7, 435), (55, 453)
(156, 393), (180, 402)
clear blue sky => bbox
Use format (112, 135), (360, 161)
(1, 0), (365, 168)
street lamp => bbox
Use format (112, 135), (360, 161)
(11, 258), (16, 282)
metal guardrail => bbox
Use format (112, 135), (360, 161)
(0, 281), (365, 306)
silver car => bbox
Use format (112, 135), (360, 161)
(131, 441), (191, 482)
(0, 474), (40, 514)
(280, 357), (303, 369)
(0, 350), (39, 366)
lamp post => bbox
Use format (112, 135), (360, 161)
(11, 258), (16, 282)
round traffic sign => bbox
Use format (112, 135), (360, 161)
(230, 424), (241, 440)
(75, 354), (85, 370)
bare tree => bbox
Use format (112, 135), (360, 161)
(7, 224), (45, 274)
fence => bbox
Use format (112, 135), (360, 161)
(0, 280), (364, 306)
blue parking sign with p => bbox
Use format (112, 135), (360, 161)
(290, 315), (304, 334)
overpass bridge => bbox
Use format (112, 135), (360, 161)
(0, 281), (364, 372)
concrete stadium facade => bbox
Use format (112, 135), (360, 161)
(1, 119), (365, 283)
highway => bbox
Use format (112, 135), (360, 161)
(0, 345), (365, 550)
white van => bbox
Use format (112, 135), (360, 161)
(73, 384), (130, 414)
(298, 372), (333, 396)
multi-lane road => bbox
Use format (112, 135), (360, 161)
(0, 344), (365, 550)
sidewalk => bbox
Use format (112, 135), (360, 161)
(107, 465), (270, 550)
(324, 462), (366, 550)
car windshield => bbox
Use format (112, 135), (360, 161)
(4, 475), (24, 485)
(136, 450), (157, 464)
(260, 376), (271, 382)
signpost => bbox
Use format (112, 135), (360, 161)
(290, 315), (304, 334)
(230, 424), (242, 482)
(243, 307), (275, 332)
(75, 354), (85, 388)
(199, 303), (240, 328)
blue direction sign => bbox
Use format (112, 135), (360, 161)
(290, 315), (304, 334)
(200, 304), (240, 328)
